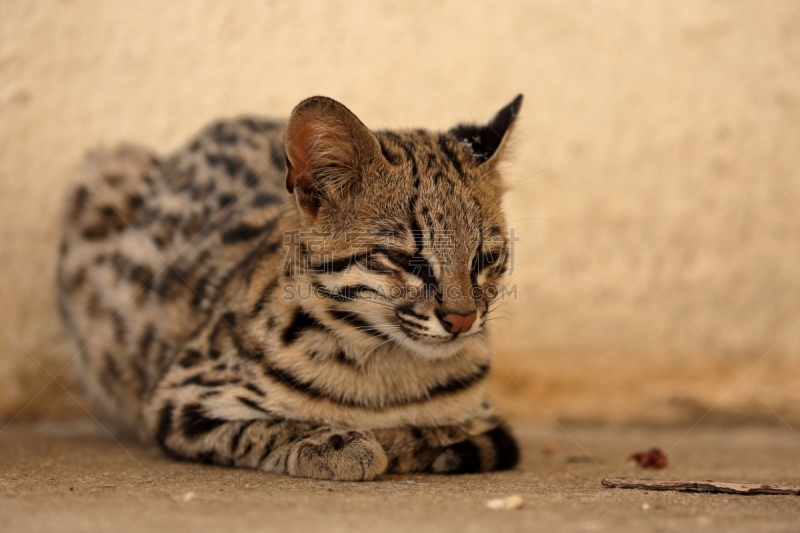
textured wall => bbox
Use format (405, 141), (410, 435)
(1, 0), (799, 424)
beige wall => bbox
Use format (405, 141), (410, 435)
(1, 0), (799, 424)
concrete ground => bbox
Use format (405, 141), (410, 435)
(1, 421), (798, 533)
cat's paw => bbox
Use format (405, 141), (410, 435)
(290, 429), (388, 481)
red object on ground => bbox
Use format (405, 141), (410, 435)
(628, 448), (668, 469)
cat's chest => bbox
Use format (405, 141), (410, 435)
(243, 323), (490, 428)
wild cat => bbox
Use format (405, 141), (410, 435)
(57, 95), (523, 480)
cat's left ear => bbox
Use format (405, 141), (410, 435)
(283, 96), (383, 219)
(449, 94), (523, 166)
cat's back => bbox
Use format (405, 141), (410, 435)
(58, 116), (290, 425)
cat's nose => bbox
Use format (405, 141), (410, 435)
(440, 312), (477, 334)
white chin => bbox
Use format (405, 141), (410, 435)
(395, 333), (473, 360)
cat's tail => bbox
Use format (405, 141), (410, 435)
(58, 145), (162, 428)
(375, 421), (520, 474)
(423, 423), (520, 474)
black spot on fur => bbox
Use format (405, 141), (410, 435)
(181, 403), (227, 438)
(264, 366), (326, 401)
(398, 304), (428, 322)
(190, 268), (217, 308)
(426, 364), (489, 399)
(237, 396), (270, 414)
(258, 432), (280, 466)
(126, 194), (144, 210)
(210, 123), (239, 145)
(221, 219), (278, 244)
(242, 117), (269, 133)
(377, 138), (402, 165)
(384, 131), (418, 175)
(178, 349), (203, 368)
(230, 420), (255, 453)
(249, 278), (280, 318)
(205, 153), (245, 176)
(328, 434), (344, 450)
(104, 173), (124, 187)
(239, 441), (253, 458)
(244, 382), (267, 397)
(129, 264), (154, 290)
(334, 350), (358, 368)
(218, 194), (236, 209)
(221, 311), (236, 329)
(81, 223), (113, 240)
(181, 375), (226, 388)
(328, 309), (390, 341)
(407, 196), (425, 256)
(281, 308), (326, 345)
(221, 224), (266, 244)
(63, 267), (87, 293)
(244, 169), (261, 188)
(252, 192), (281, 207)
(206, 312), (237, 357)
(69, 186), (90, 223)
(156, 267), (189, 300)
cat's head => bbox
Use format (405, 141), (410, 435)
(284, 95), (521, 359)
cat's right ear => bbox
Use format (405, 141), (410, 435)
(283, 96), (382, 219)
(449, 94), (523, 167)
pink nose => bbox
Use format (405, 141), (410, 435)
(441, 312), (477, 334)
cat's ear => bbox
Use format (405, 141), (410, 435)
(284, 96), (382, 218)
(449, 94), (523, 165)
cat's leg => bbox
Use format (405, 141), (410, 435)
(142, 387), (388, 481)
(373, 412), (519, 474)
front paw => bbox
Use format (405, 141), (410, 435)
(290, 429), (388, 481)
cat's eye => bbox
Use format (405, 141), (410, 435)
(471, 251), (501, 275)
(384, 249), (437, 286)
(385, 250), (416, 268)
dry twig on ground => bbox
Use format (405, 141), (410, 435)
(602, 477), (800, 496)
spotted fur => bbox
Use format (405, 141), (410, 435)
(58, 95), (523, 480)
